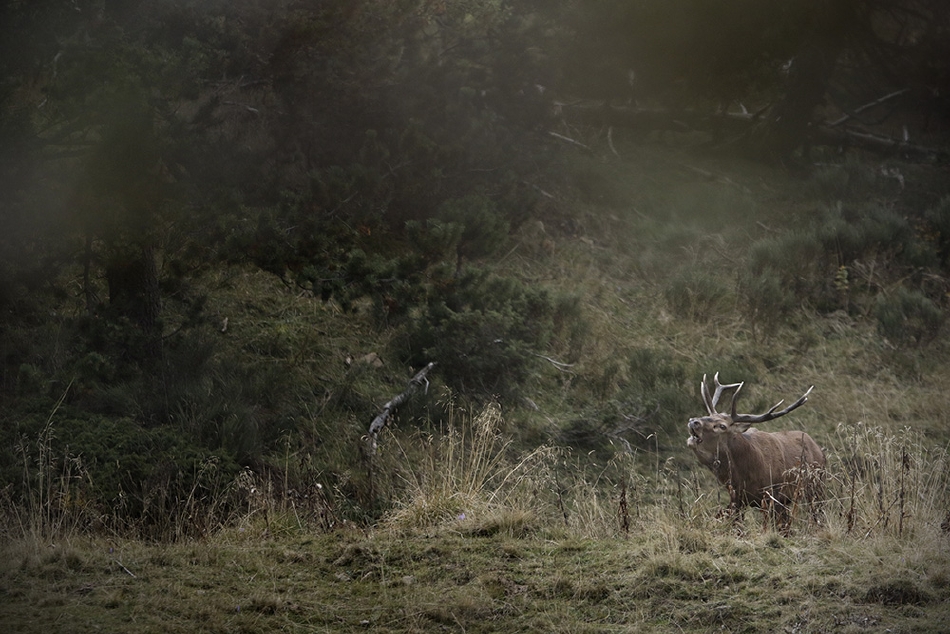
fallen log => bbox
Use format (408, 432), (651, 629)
(365, 362), (435, 453)
(556, 102), (754, 134)
(556, 100), (944, 161)
(812, 124), (942, 161)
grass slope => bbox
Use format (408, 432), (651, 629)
(2, 526), (949, 633)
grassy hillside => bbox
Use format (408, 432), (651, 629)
(3, 137), (950, 632)
(2, 522), (949, 633)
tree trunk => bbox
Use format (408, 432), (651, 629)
(82, 233), (97, 315)
(746, 1), (857, 161)
(139, 242), (162, 363)
(106, 242), (162, 364)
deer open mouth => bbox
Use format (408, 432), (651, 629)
(687, 421), (702, 444)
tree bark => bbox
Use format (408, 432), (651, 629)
(106, 241), (162, 364)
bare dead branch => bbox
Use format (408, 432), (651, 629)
(532, 353), (575, 373)
(607, 126), (620, 158)
(365, 362), (435, 453)
(548, 130), (591, 151)
(825, 88), (909, 127)
(222, 101), (261, 114)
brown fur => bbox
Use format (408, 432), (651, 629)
(687, 378), (825, 532)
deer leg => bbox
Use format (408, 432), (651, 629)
(727, 488), (746, 536)
(776, 503), (792, 536)
(809, 469), (827, 527)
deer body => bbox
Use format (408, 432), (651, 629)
(687, 374), (825, 532)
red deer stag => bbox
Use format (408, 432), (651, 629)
(687, 373), (825, 533)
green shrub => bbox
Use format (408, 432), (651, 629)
(817, 203), (935, 268)
(746, 228), (827, 307)
(663, 268), (731, 320)
(926, 195), (950, 268)
(626, 347), (693, 429)
(737, 269), (795, 340)
(561, 347), (693, 454)
(807, 158), (880, 200)
(436, 194), (510, 264)
(3, 408), (240, 538)
(874, 287), (944, 347)
(743, 203), (940, 315)
(402, 268), (582, 402)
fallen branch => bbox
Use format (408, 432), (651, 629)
(113, 559), (136, 578)
(522, 181), (555, 199)
(365, 362), (435, 453)
(825, 88), (909, 127)
(559, 102), (750, 134)
(558, 100), (945, 161)
(548, 130), (591, 151)
(222, 101), (261, 114)
(607, 126), (620, 158)
(813, 124), (941, 160)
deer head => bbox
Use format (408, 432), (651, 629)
(687, 372), (814, 448)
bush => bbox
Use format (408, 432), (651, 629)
(2, 407), (240, 539)
(663, 268), (731, 320)
(817, 203), (935, 269)
(874, 287), (944, 347)
(561, 347), (693, 454)
(625, 347), (694, 432)
(807, 158), (881, 200)
(402, 268), (583, 402)
(925, 195), (950, 268)
(746, 229), (827, 308)
(737, 269), (796, 340)
(435, 194), (510, 265)
(743, 203), (940, 315)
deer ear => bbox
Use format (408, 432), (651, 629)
(733, 421), (752, 433)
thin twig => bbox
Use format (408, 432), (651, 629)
(222, 101), (261, 114)
(532, 353), (575, 373)
(548, 130), (591, 151)
(607, 126), (621, 158)
(825, 88), (908, 127)
(113, 559), (136, 578)
(522, 181), (555, 199)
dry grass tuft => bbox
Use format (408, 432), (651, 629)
(825, 422), (950, 538)
(383, 401), (560, 533)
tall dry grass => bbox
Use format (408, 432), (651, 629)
(383, 401), (561, 534)
(5, 385), (947, 547)
(824, 422), (950, 538)
(378, 394), (950, 544)
(2, 389), (336, 542)
(5, 385), (97, 541)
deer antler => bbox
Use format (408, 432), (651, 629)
(701, 372), (744, 415)
(732, 385), (814, 424)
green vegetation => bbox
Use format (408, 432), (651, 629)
(3, 1), (950, 632)
(2, 400), (949, 632)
